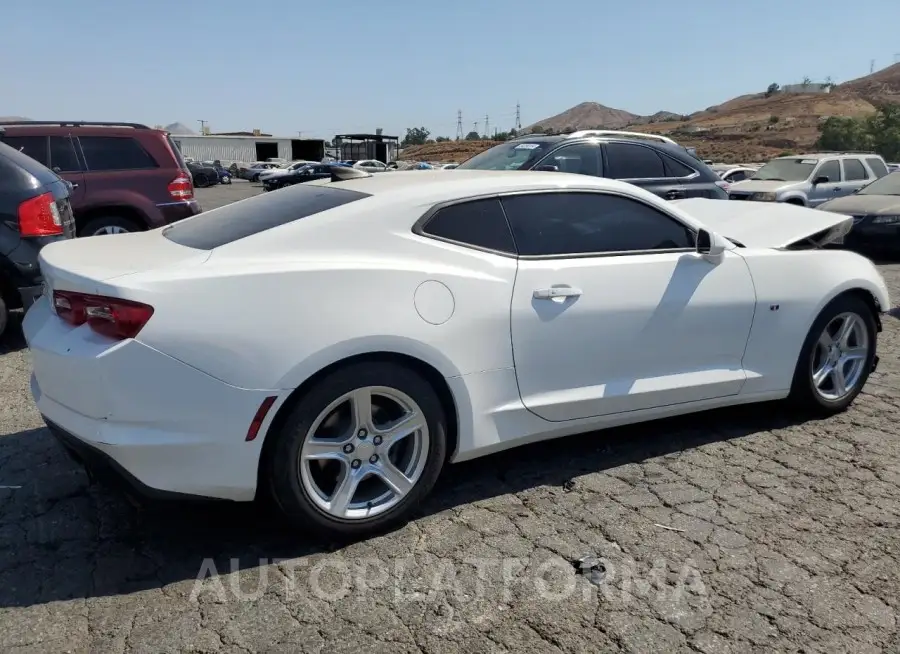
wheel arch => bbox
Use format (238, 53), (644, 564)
(255, 351), (461, 498)
(77, 204), (150, 233)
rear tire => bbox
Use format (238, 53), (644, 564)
(0, 294), (8, 340)
(788, 293), (877, 414)
(194, 173), (209, 187)
(81, 216), (142, 237)
(266, 362), (447, 538)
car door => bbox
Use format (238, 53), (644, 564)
(807, 159), (842, 206)
(502, 190), (757, 422)
(48, 135), (86, 207)
(533, 143), (603, 176)
(841, 158), (870, 195)
(602, 141), (686, 200)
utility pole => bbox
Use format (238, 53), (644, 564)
(456, 110), (463, 140)
(871, 59), (876, 73)
(484, 114), (490, 138)
(515, 102), (522, 130)
(198, 119), (207, 134)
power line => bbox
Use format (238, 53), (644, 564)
(456, 110), (463, 140)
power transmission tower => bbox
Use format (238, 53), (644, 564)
(456, 110), (463, 140)
(484, 114), (490, 138)
(871, 59), (876, 73)
(473, 121), (478, 137)
(198, 119), (207, 134)
(515, 102), (522, 130)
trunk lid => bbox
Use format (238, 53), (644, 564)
(673, 197), (853, 249)
(38, 229), (211, 296)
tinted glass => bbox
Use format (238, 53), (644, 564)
(78, 136), (158, 171)
(663, 156), (696, 178)
(858, 171), (900, 196)
(727, 171), (747, 182)
(421, 198), (515, 253)
(816, 160), (841, 182)
(2, 135), (49, 166)
(501, 192), (694, 256)
(605, 143), (666, 179)
(456, 140), (558, 171)
(163, 185), (371, 250)
(535, 144), (602, 176)
(49, 136), (81, 172)
(843, 158), (867, 181)
(755, 158), (815, 181)
(866, 157), (889, 178)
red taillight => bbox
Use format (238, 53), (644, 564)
(246, 396), (278, 441)
(168, 173), (194, 200)
(715, 180), (730, 192)
(53, 291), (154, 340)
(18, 192), (63, 237)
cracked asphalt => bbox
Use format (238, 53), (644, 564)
(1, 182), (899, 653)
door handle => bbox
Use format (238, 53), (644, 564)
(833, 187), (842, 192)
(665, 190), (686, 200)
(533, 286), (582, 300)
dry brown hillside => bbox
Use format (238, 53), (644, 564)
(400, 64), (900, 164)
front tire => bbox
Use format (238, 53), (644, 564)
(0, 294), (8, 340)
(267, 362), (447, 538)
(789, 293), (877, 414)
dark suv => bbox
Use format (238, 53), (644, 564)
(457, 130), (727, 200)
(0, 121), (200, 236)
(0, 141), (75, 338)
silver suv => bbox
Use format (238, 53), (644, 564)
(727, 152), (890, 207)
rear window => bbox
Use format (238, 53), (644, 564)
(0, 140), (60, 189)
(78, 136), (158, 171)
(163, 184), (371, 250)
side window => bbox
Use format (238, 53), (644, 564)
(866, 157), (889, 178)
(662, 156), (696, 178)
(535, 144), (602, 176)
(843, 158), (867, 181)
(420, 198), (516, 254)
(2, 135), (49, 166)
(500, 192), (694, 257)
(49, 136), (81, 172)
(77, 136), (158, 171)
(815, 160), (841, 183)
(727, 171), (747, 182)
(605, 143), (666, 179)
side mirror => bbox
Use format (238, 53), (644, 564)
(696, 228), (726, 259)
(813, 175), (829, 185)
(535, 164), (558, 172)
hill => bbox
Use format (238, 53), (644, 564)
(402, 64), (900, 164)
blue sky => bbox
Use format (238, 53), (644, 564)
(3, 0), (899, 140)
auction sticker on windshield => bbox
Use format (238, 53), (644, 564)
(800, 159), (818, 164)
(514, 143), (541, 150)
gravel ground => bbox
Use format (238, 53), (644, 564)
(1, 184), (899, 653)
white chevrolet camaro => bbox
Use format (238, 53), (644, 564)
(24, 168), (890, 538)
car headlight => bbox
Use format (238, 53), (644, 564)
(751, 192), (777, 201)
(872, 215), (900, 224)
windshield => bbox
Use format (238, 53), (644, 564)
(457, 140), (556, 171)
(859, 171), (900, 196)
(754, 158), (816, 182)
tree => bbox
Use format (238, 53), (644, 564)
(765, 83), (780, 98)
(435, 136), (451, 142)
(530, 125), (544, 134)
(401, 127), (430, 146)
(494, 131), (510, 142)
(802, 76), (812, 90)
(866, 104), (900, 161)
(816, 116), (871, 152)
(465, 131), (481, 141)
(509, 128), (518, 137)
(769, 115), (780, 124)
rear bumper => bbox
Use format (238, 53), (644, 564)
(157, 199), (202, 226)
(24, 298), (283, 501)
(18, 284), (43, 311)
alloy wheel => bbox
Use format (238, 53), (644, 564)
(298, 386), (430, 520)
(93, 225), (129, 236)
(810, 311), (869, 402)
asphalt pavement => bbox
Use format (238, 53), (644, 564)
(0, 182), (898, 653)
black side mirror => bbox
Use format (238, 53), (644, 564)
(535, 164), (558, 172)
(696, 229), (712, 253)
(813, 175), (829, 185)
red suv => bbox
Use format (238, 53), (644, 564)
(0, 121), (201, 236)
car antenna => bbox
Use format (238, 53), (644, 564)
(330, 166), (372, 183)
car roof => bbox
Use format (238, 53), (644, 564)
(308, 169), (658, 205)
(776, 153), (878, 161)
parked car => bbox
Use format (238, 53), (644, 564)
(262, 163), (340, 191)
(456, 130), (728, 199)
(727, 153), (890, 206)
(712, 165), (758, 184)
(0, 120), (199, 236)
(24, 168), (888, 538)
(441, 163), (459, 170)
(0, 140), (76, 337)
(887, 163), (900, 173)
(353, 160), (389, 173)
(817, 171), (900, 252)
(258, 160), (311, 183)
(186, 161), (219, 188)
(209, 160), (232, 184)
(240, 162), (281, 182)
